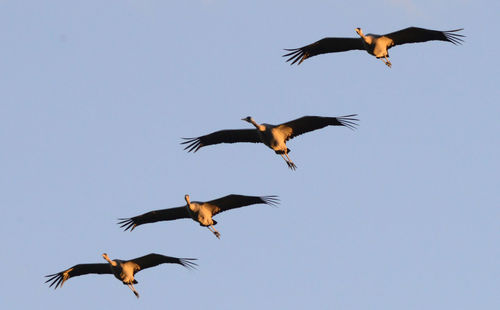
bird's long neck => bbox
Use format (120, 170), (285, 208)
(356, 29), (372, 45)
(103, 255), (118, 267)
(187, 201), (194, 212)
(185, 195), (196, 213)
(249, 119), (265, 131)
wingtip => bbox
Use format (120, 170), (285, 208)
(117, 218), (137, 232)
(45, 273), (63, 289)
(338, 114), (360, 130)
(181, 137), (203, 153)
(282, 48), (307, 65)
(444, 29), (465, 45)
(181, 258), (198, 270)
(262, 195), (280, 207)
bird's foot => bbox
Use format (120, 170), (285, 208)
(128, 284), (140, 298)
(287, 161), (297, 170)
(213, 231), (221, 239)
(385, 61), (392, 68)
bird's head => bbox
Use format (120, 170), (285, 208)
(355, 27), (364, 36)
(241, 116), (254, 123)
(241, 116), (264, 131)
(184, 194), (191, 204)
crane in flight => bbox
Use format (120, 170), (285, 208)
(182, 115), (358, 170)
(45, 253), (197, 298)
(284, 27), (464, 67)
(119, 194), (279, 239)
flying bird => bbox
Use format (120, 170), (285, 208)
(284, 27), (464, 67)
(45, 253), (197, 298)
(181, 115), (358, 170)
(119, 194), (279, 239)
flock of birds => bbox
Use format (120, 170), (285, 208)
(45, 26), (464, 298)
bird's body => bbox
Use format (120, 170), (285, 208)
(253, 123), (288, 152)
(45, 253), (197, 298)
(119, 194), (279, 239)
(284, 27), (464, 67)
(362, 34), (393, 57)
(103, 256), (136, 284)
(186, 198), (218, 227)
(182, 115), (358, 169)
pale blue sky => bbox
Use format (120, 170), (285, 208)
(1, 1), (499, 309)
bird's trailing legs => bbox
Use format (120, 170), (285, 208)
(280, 153), (297, 170)
(127, 283), (140, 298)
(208, 225), (221, 239)
(380, 56), (392, 68)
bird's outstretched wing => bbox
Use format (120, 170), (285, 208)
(283, 37), (364, 65)
(118, 206), (190, 231)
(205, 194), (279, 216)
(277, 115), (358, 141)
(129, 254), (197, 272)
(181, 129), (261, 153)
(385, 27), (464, 46)
(45, 263), (111, 289)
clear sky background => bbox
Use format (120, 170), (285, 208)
(1, 1), (498, 309)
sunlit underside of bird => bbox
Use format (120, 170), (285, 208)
(45, 253), (196, 298)
(181, 115), (358, 170)
(118, 194), (279, 239)
(284, 27), (464, 67)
